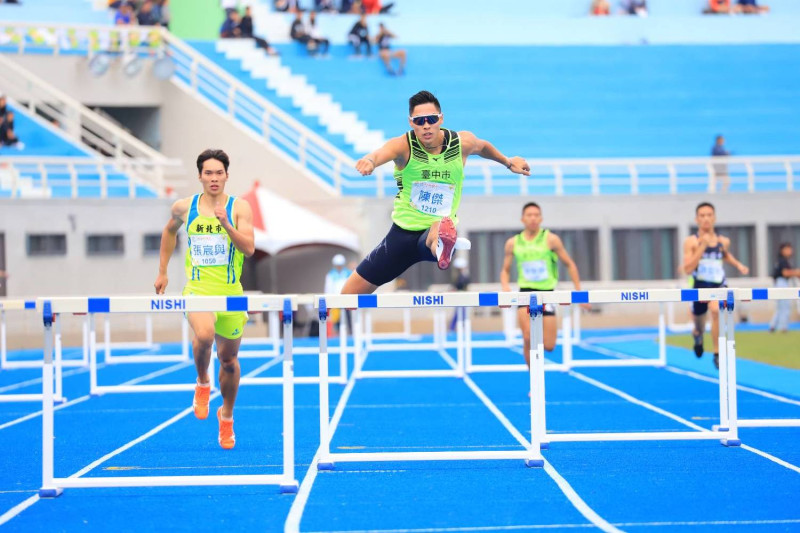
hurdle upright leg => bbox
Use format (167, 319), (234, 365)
(562, 305), (573, 369)
(455, 307), (465, 377)
(55, 317), (64, 402)
(280, 298), (298, 492)
(658, 303), (667, 367)
(527, 297), (545, 467)
(339, 311), (348, 382)
(89, 314), (98, 396)
(723, 292), (740, 447)
(40, 303), (62, 497)
(318, 298), (333, 470)
(717, 300), (730, 432)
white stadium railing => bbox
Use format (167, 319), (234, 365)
(2, 21), (798, 197)
(0, 156), (183, 198)
(0, 53), (182, 196)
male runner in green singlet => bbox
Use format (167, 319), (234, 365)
(154, 149), (255, 450)
(342, 90), (531, 294)
(500, 202), (588, 365)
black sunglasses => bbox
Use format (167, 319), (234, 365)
(409, 113), (442, 126)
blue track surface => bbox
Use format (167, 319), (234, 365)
(1, 327), (798, 531)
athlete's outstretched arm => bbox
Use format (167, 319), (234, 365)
(459, 131), (531, 176)
(721, 237), (749, 275)
(500, 237), (515, 292)
(217, 199), (255, 257)
(154, 198), (189, 294)
(355, 135), (409, 175)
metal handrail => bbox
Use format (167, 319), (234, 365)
(0, 53), (168, 163)
(0, 156), (184, 199)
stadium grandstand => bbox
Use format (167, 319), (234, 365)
(0, 0), (798, 531)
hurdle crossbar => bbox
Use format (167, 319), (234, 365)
(38, 295), (299, 496)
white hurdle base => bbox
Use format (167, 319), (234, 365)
(548, 430), (733, 443)
(44, 474), (289, 490)
(322, 450), (540, 465)
(735, 419), (800, 428)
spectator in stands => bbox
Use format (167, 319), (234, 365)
(114, 3), (136, 25)
(0, 95), (6, 117)
(348, 14), (371, 56)
(275, 0), (303, 12)
(290, 11), (317, 53)
(339, 0), (359, 13)
(705, 0), (738, 14)
(711, 134), (731, 192)
(0, 111), (22, 149)
(239, 6), (279, 55)
(590, 0), (611, 15)
(315, 0), (337, 11)
(137, 0), (159, 25)
(739, 0), (769, 13)
(307, 11), (330, 55)
(156, 0), (171, 28)
(620, 0), (647, 16)
(220, 10), (242, 38)
(770, 243), (799, 333)
(362, 0), (393, 14)
(376, 23), (406, 75)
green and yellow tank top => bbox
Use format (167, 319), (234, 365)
(391, 128), (464, 231)
(514, 229), (558, 290)
(183, 194), (244, 297)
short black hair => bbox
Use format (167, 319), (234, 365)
(196, 149), (230, 174)
(696, 201), (715, 214)
(522, 202), (540, 214)
(778, 242), (792, 255)
(409, 91), (441, 115)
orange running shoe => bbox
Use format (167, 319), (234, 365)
(192, 382), (210, 420)
(436, 216), (457, 270)
(217, 407), (235, 450)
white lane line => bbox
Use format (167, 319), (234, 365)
(0, 365), (91, 394)
(664, 366), (800, 407)
(284, 373), (359, 533)
(581, 341), (800, 407)
(302, 518), (800, 532)
(446, 350), (621, 533)
(0, 395), (91, 431)
(0, 360), (196, 432)
(0, 496), (39, 527)
(568, 370), (800, 474)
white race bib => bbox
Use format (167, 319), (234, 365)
(190, 234), (229, 267)
(696, 258), (724, 283)
(522, 260), (549, 282)
(410, 181), (454, 217)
